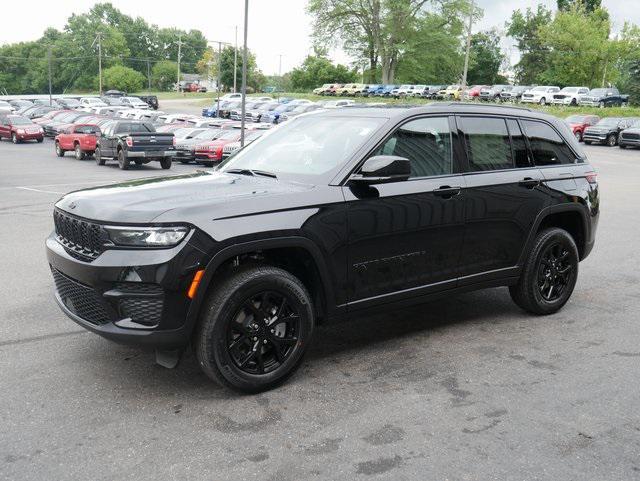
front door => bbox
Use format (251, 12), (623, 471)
(344, 116), (466, 308)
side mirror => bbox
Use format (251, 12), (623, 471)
(350, 155), (411, 185)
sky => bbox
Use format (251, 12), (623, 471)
(0, 0), (638, 75)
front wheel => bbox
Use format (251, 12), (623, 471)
(509, 228), (579, 315)
(195, 265), (315, 393)
(574, 131), (582, 142)
(55, 142), (65, 157)
(539, 97), (546, 105)
(74, 144), (85, 160)
(606, 133), (617, 147)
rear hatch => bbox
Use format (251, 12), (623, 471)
(127, 132), (174, 152)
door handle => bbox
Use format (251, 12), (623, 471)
(433, 186), (461, 198)
(519, 177), (540, 189)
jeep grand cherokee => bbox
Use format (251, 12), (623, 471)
(47, 104), (599, 393)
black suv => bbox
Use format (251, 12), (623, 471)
(47, 104), (599, 393)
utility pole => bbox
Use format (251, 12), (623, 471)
(147, 58), (151, 92)
(278, 54), (283, 101)
(177, 33), (183, 91)
(460, 0), (474, 99)
(97, 32), (103, 96)
(234, 26), (238, 93)
(217, 42), (222, 118)
(240, 0), (249, 146)
(47, 46), (53, 106)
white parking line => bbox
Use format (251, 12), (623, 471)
(16, 186), (65, 194)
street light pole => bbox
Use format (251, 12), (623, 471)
(234, 26), (238, 93)
(240, 0), (249, 147)
(460, 0), (474, 99)
(48, 46), (53, 106)
(217, 41), (222, 118)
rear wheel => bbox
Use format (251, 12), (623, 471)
(36, 137), (43, 143)
(574, 131), (582, 142)
(539, 97), (546, 105)
(95, 146), (105, 165)
(55, 142), (65, 157)
(509, 228), (579, 315)
(195, 265), (315, 393)
(117, 149), (130, 170)
(74, 144), (85, 160)
(160, 157), (172, 169)
(11, 133), (19, 144)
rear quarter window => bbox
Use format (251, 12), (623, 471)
(521, 120), (577, 166)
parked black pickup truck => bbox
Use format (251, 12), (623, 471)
(137, 95), (159, 110)
(579, 87), (629, 108)
(95, 120), (175, 170)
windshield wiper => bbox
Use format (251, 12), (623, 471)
(226, 168), (277, 179)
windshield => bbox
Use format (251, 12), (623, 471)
(194, 129), (223, 139)
(561, 87), (578, 93)
(9, 116), (32, 125)
(597, 118), (621, 126)
(566, 115), (587, 123)
(220, 115), (386, 182)
(590, 89), (607, 96)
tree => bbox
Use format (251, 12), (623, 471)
(308, 0), (472, 84)
(557, 0), (602, 12)
(466, 30), (507, 85)
(195, 46), (264, 92)
(102, 65), (145, 92)
(506, 4), (553, 85)
(538, 4), (612, 87)
(289, 55), (357, 91)
(151, 60), (178, 91)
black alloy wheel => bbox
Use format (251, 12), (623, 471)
(536, 242), (575, 302)
(509, 228), (579, 315)
(607, 133), (617, 147)
(195, 265), (314, 393)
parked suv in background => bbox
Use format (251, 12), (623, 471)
(583, 117), (638, 146)
(618, 124), (640, 149)
(500, 86), (531, 102)
(0, 114), (44, 143)
(579, 87), (629, 108)
(565, 114), (600, 142)
(47, 104), (599, 393)
(521, 86), (560, 105)
(480, 85), (512, 101)
(551, 87), (590, 106)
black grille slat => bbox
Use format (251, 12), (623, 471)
(53, 210), (105, 261)
(51, 268), (110, 325)
(115, 283), (164, 326)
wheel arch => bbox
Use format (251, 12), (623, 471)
(187, 236), (337, 330)
(519, 204), (590, 264)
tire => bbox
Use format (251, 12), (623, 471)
(55, 142), (65, 157)
(606, 133), (617, 147)
(117, 149), (130, 170)
(598, 101), (605, 109)
(12, 133), (18, 144)
(160, 157), (172, 169)
(195, 265), (315, 393)
(95, 146), (105, 165)
(574, 131), (582, 142)
(509, 228), (579, 315)
(74, 144), (85, 160)
(584, 140), (591, 145)
(37, 137), (43, 143)
(539, 97), (546, 105)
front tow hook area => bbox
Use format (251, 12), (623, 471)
(155, 349), (183, 368)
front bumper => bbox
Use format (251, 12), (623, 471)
(46, 230), (211, 349)
(17, 132), (44, 141)
(551, 98), (573, 105)
(583, 131), (608, 143)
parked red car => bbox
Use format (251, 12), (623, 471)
(194, 130), (243, 166)
(565, 114), (600, 142)
(0, 114), (44, 143)
(54, 124), (100, 159)
(464, 85), (488, 100)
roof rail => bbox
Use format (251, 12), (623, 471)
(439, 101), (532, 112)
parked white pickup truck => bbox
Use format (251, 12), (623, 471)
(551, 87), (590, 106)
(520, 86), (560, 105)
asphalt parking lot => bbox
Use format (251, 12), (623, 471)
(1, 136), (639, 481)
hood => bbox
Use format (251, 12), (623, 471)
(55, 171), (313, 224)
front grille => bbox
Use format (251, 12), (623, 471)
(51, 268), (111, 325)
(622, 132), (640, 140)
(53, 210), (106, 261)
(115, 283), (164, 326)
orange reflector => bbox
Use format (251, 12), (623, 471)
(187, 269), (205, 299)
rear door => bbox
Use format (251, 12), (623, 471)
(344, 115), (466, 307)
(0, 116), (8, 139)
(457, 116), (549, 281)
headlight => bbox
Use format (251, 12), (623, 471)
(104, 226), (189, 247)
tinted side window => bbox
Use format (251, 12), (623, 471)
(506, 119), (530, 168)
(522, 120), (575, 166)
(374, 116), (452, 178)
(459, 116), (513, 171)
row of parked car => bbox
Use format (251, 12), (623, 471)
(311, 83), (629, 108)
(565, 114), (640, 148)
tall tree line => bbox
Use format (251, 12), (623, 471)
(0, 2), (207, 94)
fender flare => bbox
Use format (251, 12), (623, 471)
(518, 203), (590, 265)
(184, 236), (337, 333)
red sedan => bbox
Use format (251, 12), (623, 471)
(0, 114), (44, 143)
(55, 124), (100, 159)
(566, 114), (600, 142)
